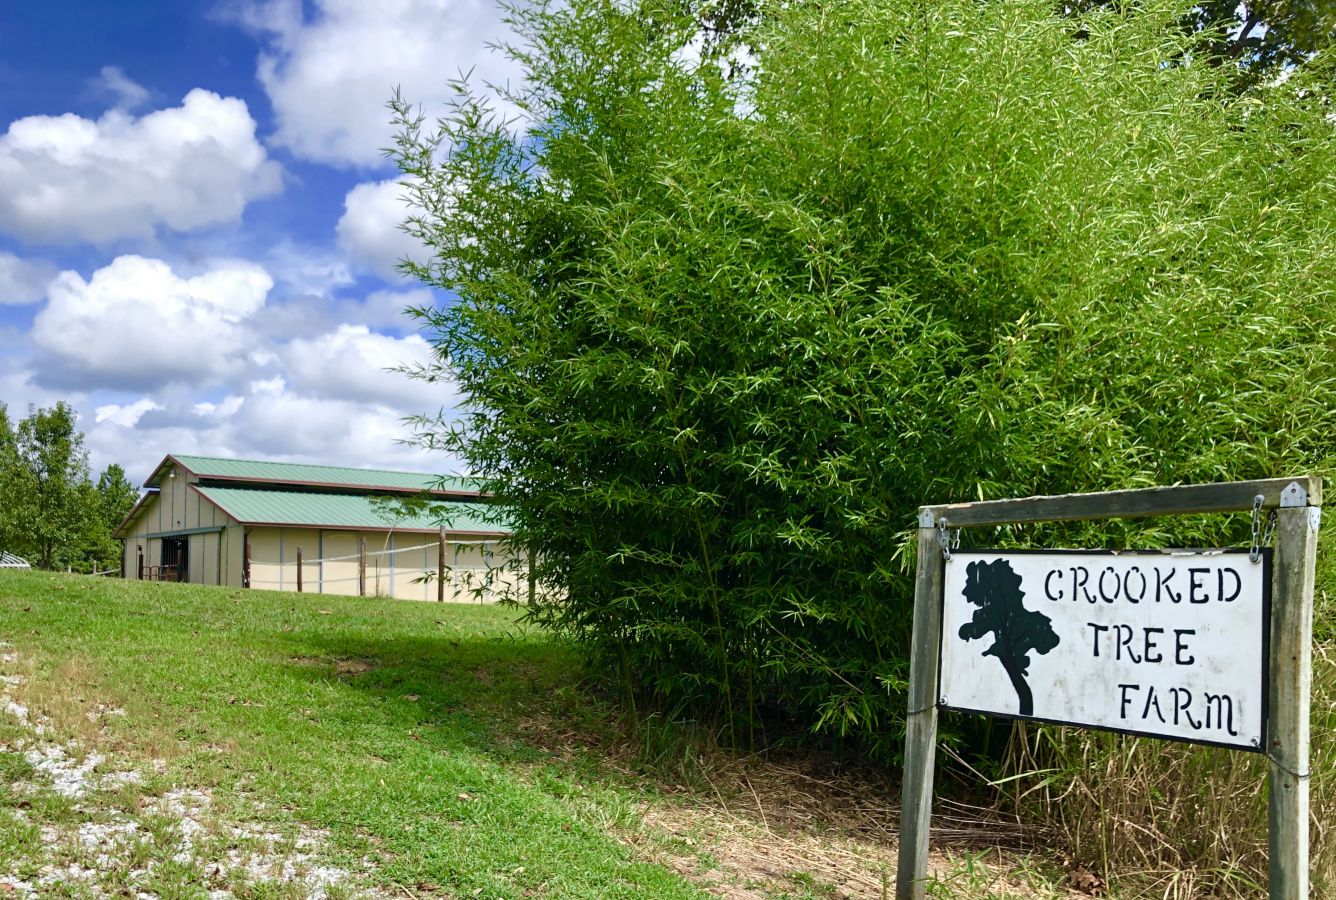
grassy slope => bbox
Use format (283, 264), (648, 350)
(0, 570), (705, 899)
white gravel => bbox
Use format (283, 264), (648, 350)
(0, 647), (373, 899)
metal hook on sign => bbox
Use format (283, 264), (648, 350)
(1249, 495), (1276, 563)
(937, 517), (959, 561)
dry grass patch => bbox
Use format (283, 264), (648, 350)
(517, 712), (1076, 898)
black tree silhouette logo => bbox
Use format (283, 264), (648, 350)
(958, 559), (1060, 716)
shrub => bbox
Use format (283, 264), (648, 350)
(394, 0), (1336, 812)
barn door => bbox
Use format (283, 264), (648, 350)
(162, 538), (189, 582)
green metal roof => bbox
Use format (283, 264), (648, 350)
(155, 454), (478, 494)
(195, 486), (510, 534)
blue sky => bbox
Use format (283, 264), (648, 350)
(0, 0), (521, 482)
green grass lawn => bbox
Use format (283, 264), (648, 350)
(0, 570), (710, 898)
(0, 571), (1085, 900)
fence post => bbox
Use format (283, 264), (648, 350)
(896, 510), (946, 900)
(438, 527), (446, 602)
(296, 547), (303, 593)
(1269, 495), (1319, 899)
(358, 537), (367, 597)
(137, 546), (144, 581)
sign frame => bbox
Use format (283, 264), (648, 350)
(894, 477), (1321, 900)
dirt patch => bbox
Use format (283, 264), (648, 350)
(335, 658), (379, 677)
(516, 712), (1066, 898)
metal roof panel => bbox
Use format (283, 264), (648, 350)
(195, 486), (510, 534)
(152, 455), (478, 493)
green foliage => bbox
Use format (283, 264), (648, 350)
(0, 402), (130, 572)
(394, 0), (1336, 760)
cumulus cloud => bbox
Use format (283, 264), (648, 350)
(0, 89), (282, 244)
(11, 250), (456, 477)
(31, 255), (273, 390)
(83, 378), (451, 481)
(280, 324), (447, 410)
(265, 241), (355, 296)
(88, 65), (151, 110)
(0, 252), (58, 305)
(94, 397), (161, 427)
(244, 287), (434, 343)
(236, 0), (522, 167)
(337, 179), (423, 279)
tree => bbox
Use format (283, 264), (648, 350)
(957, 559), (1060, 717)
(96, 465), (137, 536)
(1073, 1), (1335, 88)
(692, 1), (1336, 88)
(1, 402), (97, 570)
(394, 0), (1336, 756)
(87, 464), (138, 572)
(0, 406), (20, 556)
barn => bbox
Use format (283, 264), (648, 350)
(114, 455), (520, 603)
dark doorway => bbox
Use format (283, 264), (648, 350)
(162, 538), (189, 583)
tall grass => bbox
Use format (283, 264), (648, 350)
(993, 629), (1334, 896)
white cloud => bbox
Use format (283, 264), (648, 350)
(0, 252), (57, 305)
(94, 398), (161, 427)
(263, 241), (354, 297)
(238, 0), (522, 167)
(362, 287), (434, 332)
(337, 179), (423, 279)
(32, 255), (273, 390)
(89, 66), (151, 110)
(83, 380), (451, 481)
(0, 89), (282, 244)
(280, 323), (448, 410)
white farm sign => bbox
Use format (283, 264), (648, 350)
(939, 550), (1268, 750)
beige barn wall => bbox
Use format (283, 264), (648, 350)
(241, 527), (519, 603)
(225, 526), (244, 587)
(122, 494), (161, 578)
(119, 462), (234, 585)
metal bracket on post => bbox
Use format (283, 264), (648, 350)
(1280, 481), (1309, 508)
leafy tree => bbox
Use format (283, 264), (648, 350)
(957, 559), (1060, 717)
(394, 0), (1336, 757)
(693, 1), (1336, 87)
(0, 406), (20, 556)
(85, 464), (139, 573)
(1071, 0), (1336, 88)
(1, 402), (98, 570)
(96, 465), (137, 535)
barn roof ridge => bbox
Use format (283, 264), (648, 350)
(143, 453), (480, 494)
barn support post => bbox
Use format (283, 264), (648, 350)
(452, 542), (461, 602)
(243, 534), (251, 589)
(358, 537), (367, 597)
(438, 527), (446, 603)
(527, 547), (536, 606)
(1269, 491), (1319, 899)
(896, 510), (945, 900)
(296, 547), (303, 593)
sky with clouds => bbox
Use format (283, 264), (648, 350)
(0, 0), (521, 484)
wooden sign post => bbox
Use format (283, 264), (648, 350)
(895, 477), (1321, 900)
